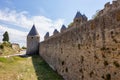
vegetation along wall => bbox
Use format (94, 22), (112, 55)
(39, 1), (120, 80)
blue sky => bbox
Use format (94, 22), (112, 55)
(0, 0), (113, 47)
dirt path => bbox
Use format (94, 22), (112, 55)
(0, 50), (26, 58)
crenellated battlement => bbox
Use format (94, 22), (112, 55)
(44, 0), (120, 41)
(44, 11), (88, 41)
(98, 0), (120, 16)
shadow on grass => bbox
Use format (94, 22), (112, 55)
(31, 55), (64, 80)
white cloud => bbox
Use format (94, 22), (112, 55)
(0, 8), (64, 47)
(0, 25), (27, 47)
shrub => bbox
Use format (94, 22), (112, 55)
(22, 46), (27, 49)
(2, 42), (11, 47)
(0, 44), (4, 49)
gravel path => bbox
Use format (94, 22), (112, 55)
(0, 50), (26, 58)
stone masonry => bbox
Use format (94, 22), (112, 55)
(39, 1), (120, 80)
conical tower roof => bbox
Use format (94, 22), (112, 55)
(82, 14), (87, 19)
(61, 25), (66, 30)
(60, 25), (66, 32)
(74, 11), (82, 19)
(53, 29), (59, 35)
(45, 32), (49, 37)
(28, 24), (39, 36)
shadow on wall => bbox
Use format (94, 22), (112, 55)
(31, 55), (64, 80)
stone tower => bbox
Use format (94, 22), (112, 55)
(26, 24), (40, 55)
(44, 32), (49, 40)
(53, 29), (59, 35)
(73, 11), (87, 27)
(60, 25), (66, 32)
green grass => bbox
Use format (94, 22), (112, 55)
(0, 42), (17, 56)
(0, 55), (63, 80)
(0, 57), (7, 62)
(32, 55), (63, 80)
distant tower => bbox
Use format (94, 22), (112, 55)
(26, 24), (40, 55)
(73, 11), (87, 27)
(44, 32), (49, 40)
(60, 25), (66, 32)
(53, 29), (59, 35)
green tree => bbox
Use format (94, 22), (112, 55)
(68, 22), (74, 28)
(92, 10), (100, 19)
(2, 31), (9, 42)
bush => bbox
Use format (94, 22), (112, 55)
(22, 46), (27, 49)
(0, 44), (4, 49)
(2, 42), (11, 47)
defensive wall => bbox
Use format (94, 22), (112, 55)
(39, 1), (120, 80)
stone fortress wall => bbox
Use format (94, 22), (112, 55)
(39, 0), (120, 80)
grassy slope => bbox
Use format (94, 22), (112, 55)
(0, 42), (17, 56)
(0, 56), (63, 80)
(1, 46), (16, 56)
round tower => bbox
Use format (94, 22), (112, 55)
(60, 25), (66, 33)
(26, 24), (40, 55)
(73, 11), (87, 27)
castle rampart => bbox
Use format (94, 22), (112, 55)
(98, 0), (120, 16)
(39, 1), (120, 80)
